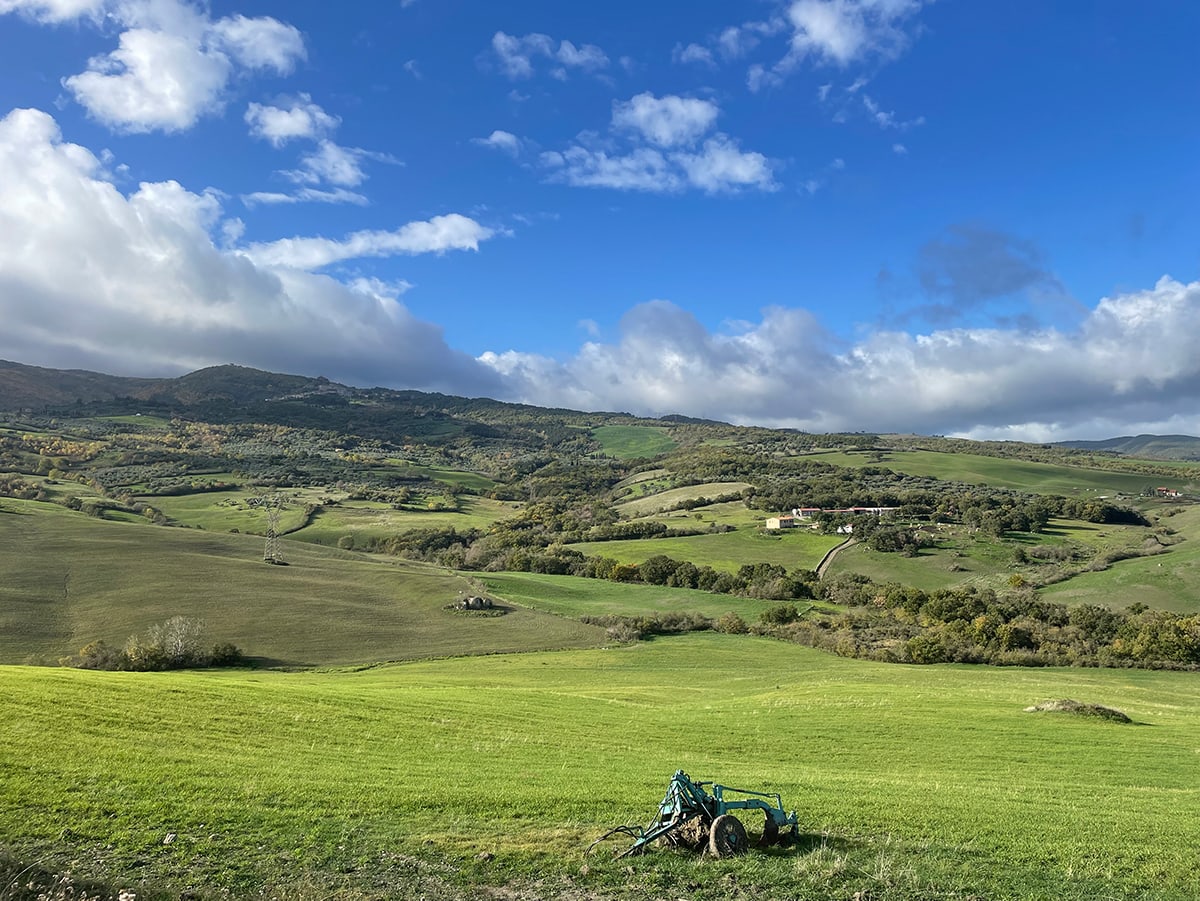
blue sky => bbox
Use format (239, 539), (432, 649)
(1, 0), (1198, 439)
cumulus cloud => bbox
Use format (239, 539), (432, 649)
(472, 129), (523, 156)
(672, 42), (715, 67)
(0, 0), (102, 23)
(25, 0), (306, 133)
(0, 107), (500, 394)
(478, 278), (1200, 440)
(490, 31), (608, 80)
(245, 95), (339, 146)
(783, 0), (926, 68)
(542, 93), (777, 194)
(612, 93), (719, 148)
(730, 1), (928, 92)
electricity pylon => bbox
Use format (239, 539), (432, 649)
(248, 492), (287, 565)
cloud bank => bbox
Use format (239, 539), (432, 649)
(0, 107), (500, 394)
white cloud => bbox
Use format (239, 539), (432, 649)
(472, 129), (522, 156)
(245, 95), (339, 146)
(283, 139), (371, 187)
(674, 135), (777, 193)
(243, 214), (495, 270)
(892, 142), (907, 154)
(0, 0), (102, 23)
(0, 107), (500, 394)
(490, 30), (608, 79)
(862, 93), (924, 129)
(612, 93), (719, 148)
(784, 0), (925, 68)
(672, 42), (715, 67)
(241, 187), (368, 207)
(479, 277), (1200, 441)
(542, 146), (680, 193)
(64, 27), (232, 133)
(45, 0), (306, 133)
(209, 13), (304, 72)
(541, 93), (777, 195)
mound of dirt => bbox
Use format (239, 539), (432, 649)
(1023, 699), (1132, 723)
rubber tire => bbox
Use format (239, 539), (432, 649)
(709, 814), (748, 858)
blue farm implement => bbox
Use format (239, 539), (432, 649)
(589, 769), (799, 858)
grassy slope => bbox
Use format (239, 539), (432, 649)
(1042, 505), (1200, 613)
(0, 499), (603, 666)
(815, 449), (1198, 495)
(592, 425), (678, 459)
(479, 571), (784, 620)
(1, 635), (1197, 900)
(292, 496), (520, 546)
(825, 519), (1161, 594)
(568, 527), (843, 572)
(615, 481), (751, 516)
(141, 489), (519, 545)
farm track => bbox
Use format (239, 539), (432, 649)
(817, 538), (856, 578)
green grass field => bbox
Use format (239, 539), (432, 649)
(569, 527), (844, 573)
(137, 487), (317, 533)
(1041, 506), (1200, 613)
(479, 571), (785, 620)
(0, 499), (601, 666)
(815, 449), (1198, 495)
(138, 488), (519, 545)
(592, 425), (678, 459)
(292, 496), (520, 547)
(825, 519), (1162, 594)
(1, 634), (1197, 900)
(614, 481), (751, 516)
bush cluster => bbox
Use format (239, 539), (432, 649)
(62, 616), (245, 671)
(757, 579), (1200, 669)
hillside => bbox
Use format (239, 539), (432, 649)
(1, 359), (1198, 670)
(1056, 433), (1200, 460)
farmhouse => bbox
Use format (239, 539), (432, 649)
(765, 515), (797, 530)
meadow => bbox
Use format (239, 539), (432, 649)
(1042, 506), (1200, 613)
(591, 424), (678, 459)
(613, 481), (750, 516)
(825, 518), (1167, 595)
(2, 634), (1197, 900)
(814, 449), (1198, 495)
(479, 571), (788, 620)
(568, 526), (843, 573)
(0, 498), (601, 666)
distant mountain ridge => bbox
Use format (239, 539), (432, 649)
(0, 360), (338, 409)
(1056, 434), (1200, 461)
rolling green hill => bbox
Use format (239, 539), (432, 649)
(816, 448), (1198, 495)
(1057, 433), (1200, 460)
(0, 499), (603, 666)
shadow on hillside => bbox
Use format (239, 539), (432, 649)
(242, 654), (318, 670)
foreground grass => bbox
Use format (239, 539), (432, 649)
(0, 499), (602, 666)
(1, 635), (1197, 900)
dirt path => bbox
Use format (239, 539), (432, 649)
(816, 538), (856, 578)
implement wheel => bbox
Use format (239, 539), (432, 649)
(708, 814), (748, 858)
